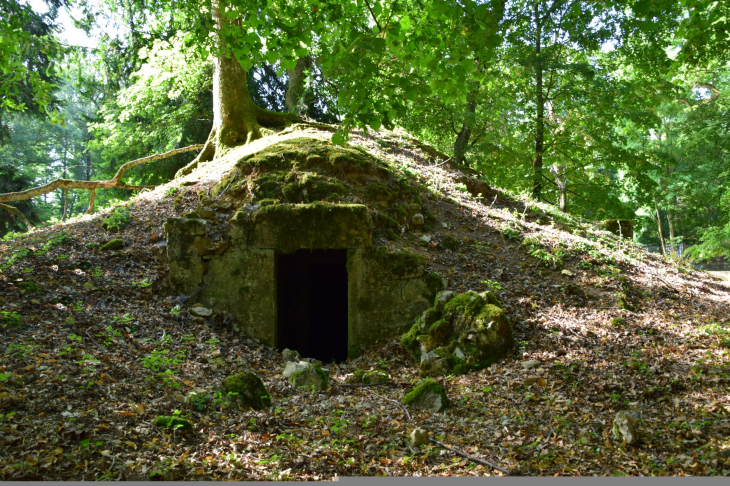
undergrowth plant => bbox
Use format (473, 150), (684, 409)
(101, 206), (131, 232)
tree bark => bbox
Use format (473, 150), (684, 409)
(286, 57), (313, 114)
(453, 89), (477, 166)
(654, 197), (666, 255)
(532, 1), (544, 200)
(550, 164), (567, 212)
(667, 208), (676, 258)
(175, 0), (299, 178)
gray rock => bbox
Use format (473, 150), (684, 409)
(199, 206), (215, 219)
(433, 291), (456, 313)
(283, 361), (310, 379)
(190, 306), (212, 318)
(402, 379), (450, 412)
(419, 234), (432, 246)
(221, 371), (271, 410)
(282, 348), (300, 361)
(408, 427), (430, 449)
(613, 411), (638, 444)
(521, 360), (542, 369)
(290, 366), (329, 391)
(420, 351), (451, 377)
(361, 371), (390, 385)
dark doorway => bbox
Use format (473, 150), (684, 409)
(277, 249), (348, 363)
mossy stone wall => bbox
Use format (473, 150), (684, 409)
(166, 203), (442, 353)
(348, 248), (442, 350)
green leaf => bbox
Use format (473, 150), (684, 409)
(399, 15), (411, 31)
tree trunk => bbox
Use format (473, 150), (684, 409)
(550, 164), (567, 212)
(654, 197), (666, 255)
(453, 88), (478, 166)
(532, 1), (544, 200)
(175, 0), (299, 178)
(286, 57), (313, 114)
(667, 208), (676, 258)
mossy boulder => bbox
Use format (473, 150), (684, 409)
(442, 236), (459, 251)
(153, 416), (193, 430)
(600, 219), (633, 239)
(220, 372), (271, 410)
(401, 290), (514, 376)
(402, 379), (450, 412)
(290, 364), (329, 391)
(351, 369), (390, 385)
(99, 239), (124, 252)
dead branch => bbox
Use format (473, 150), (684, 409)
(0, 144), (203, 205)
(429, 437), (511, 475)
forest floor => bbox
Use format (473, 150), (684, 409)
(1, 125), (730, 479)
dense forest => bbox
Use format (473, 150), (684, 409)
(2, 0), (730, 480)
(1, 0), (729, 260)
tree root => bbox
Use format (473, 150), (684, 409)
(0, 144), (203, 224)
(429, 438), (511, 475)
(0, 203), (34, 229)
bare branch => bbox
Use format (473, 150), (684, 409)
(0, 145), (203, 204)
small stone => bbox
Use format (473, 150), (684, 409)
(408, 427), (430, 449)
(613, 411), (638, 444)
(402, 378), (450, 413)
(524, 375), (539, 386)
(361, 371), (390, 385)
(289, 366), (329, 391)
(283, 361), (310, 379)
(453, 347), (466, 360)
(442, 236), (459, 251)
(411, 213), (424, 227)
(192, 317), (204, 324)
(521, 360), (541, 369)
(420, 351), (451, 377)
(173, 393), (186, 403)
(99, 239), (124, 251)
(561, 269), (574, 277)
(419, 235), (432, 246)
(199, 206), (215, 219)
(211, 201), (232, 210)
(191, 306), (212, 318)
(282, 348), (300, 361)
(221, 371), (271, 410)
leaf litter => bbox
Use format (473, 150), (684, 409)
(0, 126), (729, 479)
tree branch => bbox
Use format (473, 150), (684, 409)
(0, 145), (203, 204)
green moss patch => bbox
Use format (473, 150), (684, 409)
(99, 239), (124, 251)
(153, 416), (193, 430)
(442, 236), (459, 251)
(374, 249), (426, 279)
